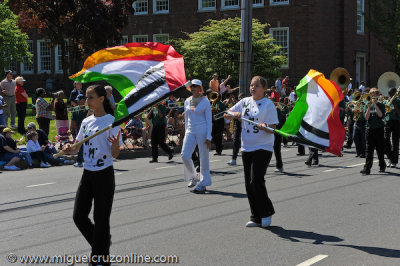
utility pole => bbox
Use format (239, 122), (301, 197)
(239, 0), (253, 97)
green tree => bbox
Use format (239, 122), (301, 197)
(8, 0), (134, 83)
(0, 0), (31, 73)
(365, 0), (400, 73)
(172, 17), (286, 84)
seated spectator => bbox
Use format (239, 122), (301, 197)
(0, 95), (6, 126)
(0, 126), (23, 170)
(125, 115), (149, 148)
(26, 131), (50, 168)
(26, 122), (74, 166)
(167, 109), (184, 145)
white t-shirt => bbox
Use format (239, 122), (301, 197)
(26, 139), (41, 153)
(230, 97), (279, 152)
(77, 114), (122, 171)
(184, 96), (212, 140)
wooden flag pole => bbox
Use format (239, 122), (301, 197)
(54, 125), (112, 158)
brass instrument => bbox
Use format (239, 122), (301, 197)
(209, 91), (219, 115)
(352, 93), (371, 121)
(274, 102), (287, 111)
(330, 67), (351, 92)
(377, 72), (400, 97)
(384, 87), (400, 113)
(227, 101), (236, 134)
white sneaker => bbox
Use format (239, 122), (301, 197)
(40, 162), (50, 168)
(74, 162), (83, 167)
(274, 168), (283, 173)
(261, 216), (272, 227)
(187, 177), (198, 188)
(245, 221), (260, 227)
(227, 159), (237, 165)
(45, 162), (51, 167)
(4, 165), (20, 171)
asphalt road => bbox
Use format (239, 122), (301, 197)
(1, 144), (399, 266)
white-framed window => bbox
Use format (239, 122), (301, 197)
(153, 34), (169, 44)
(270, 27), (289, 68)
(198, 0), (216, 11)
(270, 0), (289, 6)
(55, 40), (69, 74)
(133, 35), (149, 42)
(253, 0), (264, 7)
(153, 0), (169, 14)
(221, 0), (239, 10)
(37, 40), (52, 73)
(357, 0), (365, 34)
(21, 40), (34, 74)
(120, 35), (129, 45)
(133, 0), (148, 15)
(8, 59), (17, 73)
(356, 52), (366, 86)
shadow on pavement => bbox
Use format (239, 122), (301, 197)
(266, 226), (344, 244)
(205, 190), (247, 198)
(332, 244), (400, 258)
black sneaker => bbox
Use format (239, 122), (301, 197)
(305, 161), (311, 167)
(168, 153), (173, 160)
(360, 169), (370, 175)
(149, 159), (158, 163)
(297, 153), (305, 156)
(379, 167), (386, 173)
(312, 161), (319, 166)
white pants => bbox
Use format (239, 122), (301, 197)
(181, 128), (211, 187)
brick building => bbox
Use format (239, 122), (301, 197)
(6, 0), (395, 94)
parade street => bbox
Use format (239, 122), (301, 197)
(1, 145), (399, 266)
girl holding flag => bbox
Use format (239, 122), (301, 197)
(63, 85), (121, 266)
(225, 76), (279, 228)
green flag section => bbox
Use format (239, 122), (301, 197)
(275, 69), (345, 156)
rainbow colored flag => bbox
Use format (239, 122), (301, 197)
(276, 69), (345, 156)
(69, 42), (187, 124)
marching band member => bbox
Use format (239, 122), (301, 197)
(384, 87), (400, 168)
(360, 87), (386, 175)
(209, 91), (226, 155)
(272, 99), (284, 172)
(225, 76), (278, 228)
(63, 85), (121, 266)
(181, 79), (212, 193)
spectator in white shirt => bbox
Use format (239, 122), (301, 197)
(26, 131), (50, 168)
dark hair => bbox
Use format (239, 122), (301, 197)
(87, 84), (114, 115)
(252, 76), (268, 88)
(389, 87), (397, 95)
(27, 131), (38, 141)
(36, 88), (45, 98)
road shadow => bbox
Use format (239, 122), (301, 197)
(266, 226), (344, 244)
(205, 190), (247, 198)
(210, 170), (237, 176)
(332, 244), (400, 258)
(280, 172), (312, 178)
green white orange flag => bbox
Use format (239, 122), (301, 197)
(275, 69), (345, 156)
(69, 42), (187, 125)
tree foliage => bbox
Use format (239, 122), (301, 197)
(172, 17), (286, 83)
(0, 0), (31, 73)
(8, 0), (134, 80)
(365, 0), (400, 73)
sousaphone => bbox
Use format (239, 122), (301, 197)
(377, 72), (400, 96)
(330, 67), (351, 92)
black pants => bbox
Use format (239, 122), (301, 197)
(232, 121), (241, 160)
(212, 120), (224, 154)
(151, 124), (172, 160)
(306, 148), (319, 164)
(36, 117), (51, 136)
(73, 166), (115, 266)
(16, 102), (27, 134)
(297, 144), (305, 155)
(384, 120), (399, 164)
(354, 121), (366, 157)
(242, 150), (275, 223)
(273, 133), (283, 169)
(364, 127), (386, 171)
(346, 118), (355, 147)
(30, 151), (47, 163)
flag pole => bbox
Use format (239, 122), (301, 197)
(54, 125), (112, 158)
(214, 111), (275, 131)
